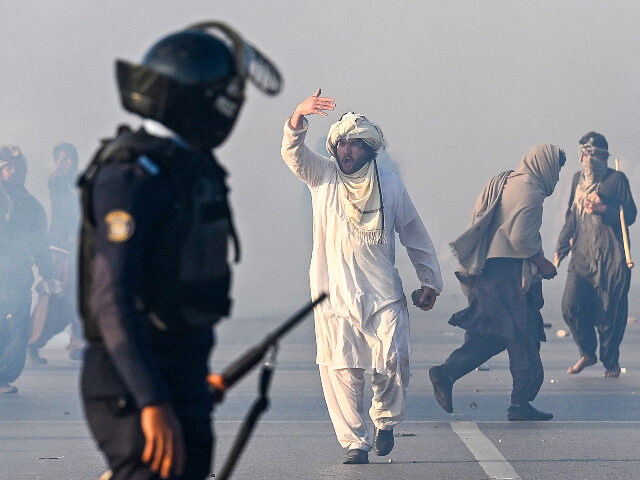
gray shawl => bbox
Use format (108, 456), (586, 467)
(450, 144), (562, 295)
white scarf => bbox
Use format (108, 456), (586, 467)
(326, 112), (386, 245)
(337, 159), (386, 245)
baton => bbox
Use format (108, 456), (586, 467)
(615, 158), (634, 269)
(208, 293), (327, 400)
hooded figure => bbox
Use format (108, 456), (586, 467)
(0, 145), (54, 394)
(430, 144), (564, 422)
(282, 91), (442, 464)
(555, 132), (636, 377)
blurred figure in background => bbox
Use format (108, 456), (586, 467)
(0, 145), (56, 394)
(555, 132), (636, 377)
(28, 142), (84, 364)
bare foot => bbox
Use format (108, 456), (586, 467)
(567, 355), (597, 374)
(603, 365), (621, 378)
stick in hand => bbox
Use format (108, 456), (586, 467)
(615, 158), (634, 269)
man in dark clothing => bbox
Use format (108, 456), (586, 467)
(429, 145), (565, 421)
(79, 22), (281, 480)
(0, 145), (55, 394)
(555, 132), (636, 378)
(28, 142), (84, 364)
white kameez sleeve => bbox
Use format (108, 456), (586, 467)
(395, 186), (443, 294)
(281, 117), (332, 187)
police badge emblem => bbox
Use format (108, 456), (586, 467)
(105, 210), (135, 242)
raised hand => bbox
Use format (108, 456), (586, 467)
(289, 88), (336, 129)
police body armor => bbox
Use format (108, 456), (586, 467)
(78, 128), (239, 343)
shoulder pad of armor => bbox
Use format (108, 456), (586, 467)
(79, 129), (176, 190)
(96, 130), (175, 167)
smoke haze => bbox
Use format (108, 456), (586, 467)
(2, 1), (640, 319)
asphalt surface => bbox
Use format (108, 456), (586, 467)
(1, 305), (640, 480)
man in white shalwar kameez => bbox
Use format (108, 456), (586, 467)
(281, 89), (442, 464)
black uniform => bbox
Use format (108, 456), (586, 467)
(79, 128), (236, 480)
(0, 184), (52, 386)
(557, 169), (636, 370)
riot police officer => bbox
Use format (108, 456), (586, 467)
(78, 22), (281, 480)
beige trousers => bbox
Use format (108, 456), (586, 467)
(318, 301), (410, 451)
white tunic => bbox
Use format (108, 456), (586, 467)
(281, 119), (442, 371)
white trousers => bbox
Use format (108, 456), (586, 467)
(318, 301), (410, 451)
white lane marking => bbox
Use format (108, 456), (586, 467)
(451, 421), (521, 480)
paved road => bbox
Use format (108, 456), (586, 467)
(1, 306), (639, 479)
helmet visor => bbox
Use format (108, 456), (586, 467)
(186, 21), (282, 96)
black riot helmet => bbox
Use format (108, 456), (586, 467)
(116, 21), (282, 150)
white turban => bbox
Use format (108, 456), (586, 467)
(326, 112), (384, 158)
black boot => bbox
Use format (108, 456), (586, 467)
(429, 365), (453, 413)
(507, 402), (553, 421)
(373, 427), (394, 456)
(343, 448), (369, 464)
